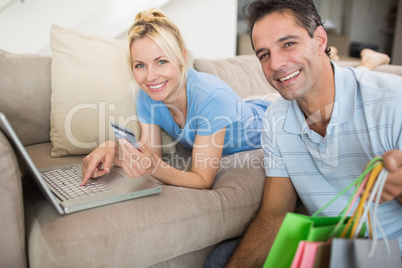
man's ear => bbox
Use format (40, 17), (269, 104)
(314, 26), (328, 55)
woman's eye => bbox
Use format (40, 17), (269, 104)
(158, 60), (168, 65)
(135, 63), (145, 69)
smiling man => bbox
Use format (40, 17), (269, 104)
(204, 0), (402, 267)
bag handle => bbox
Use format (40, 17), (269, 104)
(312, 157), (383, 217)
(354, 168), (390, 256)
(341, 163), (382, 238)
(312, 157), (384, 239)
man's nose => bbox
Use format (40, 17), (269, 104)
(269, 52), (287, 71)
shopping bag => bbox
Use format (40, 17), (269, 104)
(263, 214), (366, 268)
(312, 240), (332, 268)
(329, 161), (402, 268)
(291, 241), (322, 268)
(263, 157), (383, 268)
(329, 238), (402, 268)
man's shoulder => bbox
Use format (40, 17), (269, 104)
(350, 67), (402, 94)
(265, 97), (291, 115)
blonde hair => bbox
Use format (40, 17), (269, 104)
(127, 8), (188, 92)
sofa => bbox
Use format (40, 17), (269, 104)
(1, 26), (402, 267)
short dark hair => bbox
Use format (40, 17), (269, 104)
(242, 0), (331, 56)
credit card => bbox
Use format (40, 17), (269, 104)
(110, 121), (139, 148)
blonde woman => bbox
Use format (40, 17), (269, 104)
(81, 9), (272, 189)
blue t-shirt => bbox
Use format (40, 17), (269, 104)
(136, 68), (271, 154)
(262, 62), (402, 254)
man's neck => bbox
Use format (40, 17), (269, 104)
(299, 60), (335, 137)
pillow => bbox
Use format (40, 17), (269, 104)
(50, 24), (176, 157)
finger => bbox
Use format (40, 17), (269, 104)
(120, 138), (143, 153)
(383, 150), (402, 172)
(103, 151), (114, 174)
(379, 190), (395, 203)
(81, 159), (104, 186)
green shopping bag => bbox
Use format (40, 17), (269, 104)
(263, 214), (366, 268)
(263, 157), (383, 268)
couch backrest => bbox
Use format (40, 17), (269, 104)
(194, 55), (278, 98)
(0, 49), (52, 146)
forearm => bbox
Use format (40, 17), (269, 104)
(226, 177), (297, 267)
(151, 158), (213, 189)
(226, 213), (283, 268)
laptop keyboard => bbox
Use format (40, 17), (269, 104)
(41, 166), (112, 200)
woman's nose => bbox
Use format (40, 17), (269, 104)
(146, 66), (159, 81)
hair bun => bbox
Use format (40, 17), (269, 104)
(135, 8), (167, 24)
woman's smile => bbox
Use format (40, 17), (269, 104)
(148, 81), (168, 92)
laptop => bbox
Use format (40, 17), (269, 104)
(0, 112), (162, 214)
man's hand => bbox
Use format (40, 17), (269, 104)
(381, 150), (402, 203)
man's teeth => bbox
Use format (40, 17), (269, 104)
(279, 70), (300, 82)
(149, 81), (167, 89)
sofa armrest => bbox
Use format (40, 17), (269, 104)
(0, 132), (27, 268)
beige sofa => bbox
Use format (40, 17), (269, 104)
(1, 45), (402, 268)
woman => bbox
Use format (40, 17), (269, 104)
(81, 9), (271, 189)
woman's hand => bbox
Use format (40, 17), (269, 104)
(81, 141), (117, 186)
(118, 139), (162, 178)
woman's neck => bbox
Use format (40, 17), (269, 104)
(164, 84), (187, 129)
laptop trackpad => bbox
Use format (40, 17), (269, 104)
(93, 167), (157, 194)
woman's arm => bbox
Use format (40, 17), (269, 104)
(119, 127), (227, 189)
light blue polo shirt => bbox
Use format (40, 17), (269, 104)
(262, 62), (402, 253)
(137, 68), (271, 154)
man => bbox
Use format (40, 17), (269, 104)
(205, 0), (402, 267)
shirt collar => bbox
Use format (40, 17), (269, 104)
(284, 61), (357, 134)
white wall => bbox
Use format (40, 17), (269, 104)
(0, 0), (237, 59)
(392, 0), (402, 64)
(161, 0), (237, 59)
(347, 0), (395, 53)
(0, 0), (170, 54)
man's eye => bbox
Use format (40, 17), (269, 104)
(284, 42), (294, 47)
(259, 52), (269, 61)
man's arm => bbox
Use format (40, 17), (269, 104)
(225, 176), (298, 268)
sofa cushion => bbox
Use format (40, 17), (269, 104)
(23, 148), (264, 268)
(49, 24), (141, 157)
(0, 132), (27, 268)
(0, 49), (51, 146)
(194, 55), (278, 98)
